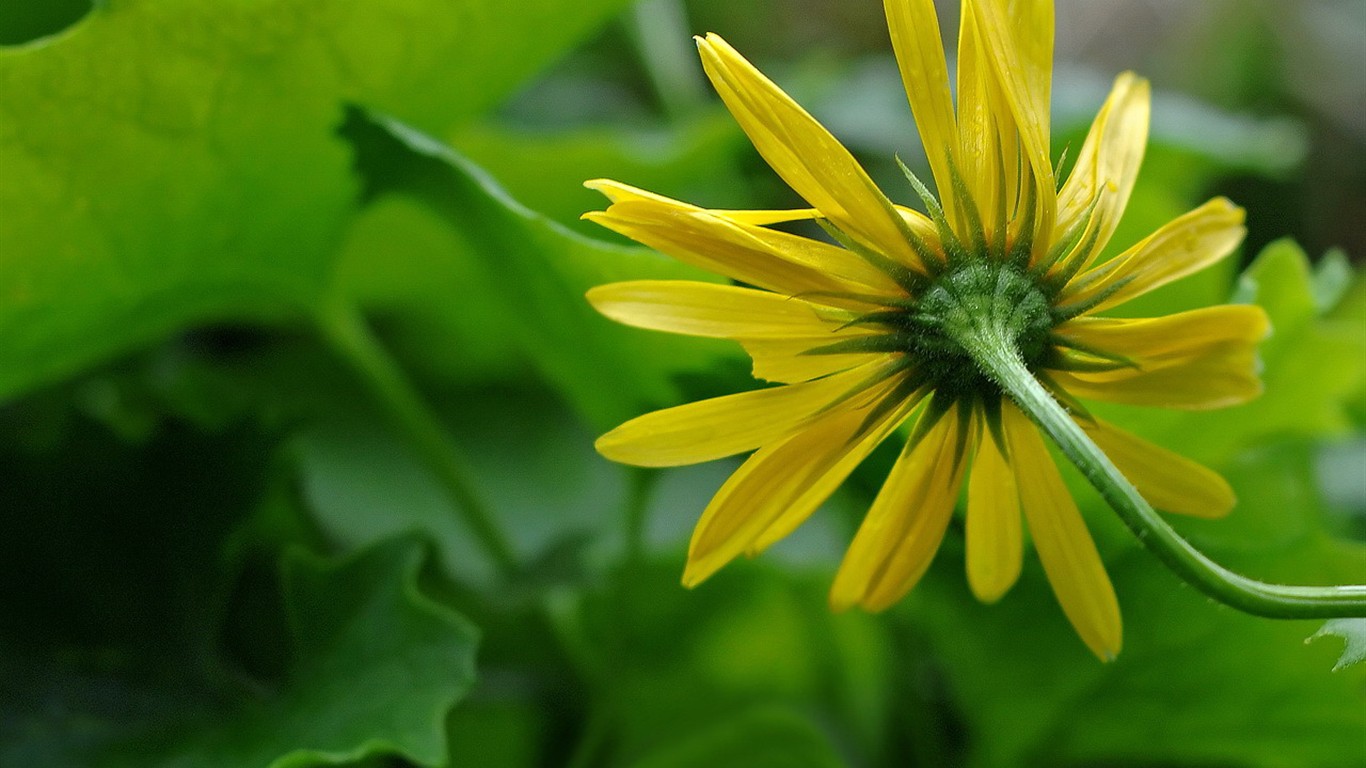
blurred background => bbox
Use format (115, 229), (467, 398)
(1, 1), (1364, 766)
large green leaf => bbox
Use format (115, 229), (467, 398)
(630, 706), (847, 768)
(0, 0), (634, 401)
(112, 538), (479, 768)
(0, 410), (480, 767)
(294, 387), (632, 588)
(578, 559), (892, 767)
(451, 114), (751, 235)
(337, 113), (735, 428)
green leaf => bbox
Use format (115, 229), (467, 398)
(294, 388), (632, 588)
(339, 112), (735, 428)
(576, 559), (893, 767)
(1311, 248), (1353, 315)
(0, 0), (635, 401)
(451, 114), (751, 235)
(92, 537), (478, 768)
(0, 410), (479, 767)
(0, 0), (90, 45)
(332, 194), (523, 384)
(115, 538), (476, 768)
(630, 706), (846, 768)
(1309, 619), (1366, 672)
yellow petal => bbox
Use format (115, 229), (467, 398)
(1052, 73), (1151, 270)
(1004, 402), (1122, 661)
(586, 198), (901, 297)
(1063, 198), (1246, 313)
(741, 335), (883, 384)
(585, 179), (820, 225)
(954, 4), (1008, 241)
(964, 0), (1056, 252)
(585, 179), (684, 206)
(695, 34), (927, 270)
(1051, 361), (1261, 411)
(829, 404), (967, 612)
(884, 0), (962, 228)
(966, 413), (1022, 602)
(1055, 304), (1270, 358)
(587, 281), (851, 339)
(894, 204), (947, 246)
(683, 373), (917, 586)
(595, 361), (890, 468)
(713, 209), (821, 226)
(1083, 420), (1234, 518)
(1049, 304), (1270, 410)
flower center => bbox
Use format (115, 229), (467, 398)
(907, 261), (1053, 400)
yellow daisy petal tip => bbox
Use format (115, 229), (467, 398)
(1210, 196), (1247, 221)
(1202, 482), (1236, 519)
(827, 583), (867, 613)
(591, 432), (625, 463)
(681, 557), (723, 589)
(582, 283), (609, 306)
(592, 428), (661, 468)
(967, 577), (1012, 605)
(1084, 619), (1124, 662)
(1251, 306), (1273, 339)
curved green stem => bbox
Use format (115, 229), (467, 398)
(963, 327), (1366, 619)
(318, 301), (519, 577)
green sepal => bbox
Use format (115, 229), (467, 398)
(816, 219), (927, 295)
(854, 372), (926, 437)
(896, 156), (967, 265)
(801, 333), (909, 357)
(1006, 176), (1038, 270)
(1049, 275), (1135, 322)
(946, 153), (987, 255)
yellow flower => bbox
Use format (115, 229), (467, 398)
(582, 0), (1267, 660)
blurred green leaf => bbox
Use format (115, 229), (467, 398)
(453, 114), (751, 235)
(295, 386), (631, 588)
(340, 113), (735, 428)
(333, 194), (522, 384)
(0, 409), (478, 767)
(105, 537), (478, 768)
(631, 705), (846, 768)
(1311, 248), (1353, 315)
(576, 560), (892, 767)
(0, 0), (636, 402)
(0, 0), (90, 45)
(192, 538), (478, 768)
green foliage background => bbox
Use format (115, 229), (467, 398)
(2, 1), (1364, 766)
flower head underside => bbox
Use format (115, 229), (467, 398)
(583, 0), (1268, 660)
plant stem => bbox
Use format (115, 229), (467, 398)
(963, 326), (1366, 619)
(319, 301), (519, 577)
